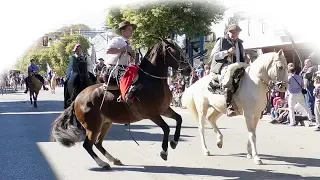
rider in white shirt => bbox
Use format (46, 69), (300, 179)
(105, 21), (140, 103)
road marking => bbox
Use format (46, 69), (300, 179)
(0, 110), (190, 115)
(0, 111), (64, 115)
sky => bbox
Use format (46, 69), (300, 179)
(0, 0), (317, 73)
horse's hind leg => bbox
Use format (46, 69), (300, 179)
(195, 99), (210, 156)
(151, 115), (170, 161)
(207, 108), (223, 149)
(94, 122), (122, 165)
(33, 93), (38, 108)
(29, 93), (33, 105)
(83, 128), (111, 169)
(161, 107), (182, 149)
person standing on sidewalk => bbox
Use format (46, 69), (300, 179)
(287, 66), (313, 126)
(300, 58), (317, 117)
(313, 75), (320, 131)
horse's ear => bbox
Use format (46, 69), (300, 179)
(278, 49), (284, 57)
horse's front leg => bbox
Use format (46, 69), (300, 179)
(161, 107), (182, 149)
(33, 93), (38, 108)
(151, 115), (170, 161)
(207, 108), (223, 149)
(244, 112), (262, 165)
(29, 93), (33, 105)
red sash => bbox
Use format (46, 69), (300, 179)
(119, 65), (139, 100)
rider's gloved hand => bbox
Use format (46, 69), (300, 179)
(227, 47), (236, 55)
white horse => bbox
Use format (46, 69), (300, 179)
(9, 76), (17, 91)
(50, 71), (57, 94)
(182, 50), (288, 165)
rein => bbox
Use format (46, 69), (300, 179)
(137, 40), (191, 80)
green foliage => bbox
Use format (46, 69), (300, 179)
(16, 33), (90, 76)
(106, 0), (225, 49)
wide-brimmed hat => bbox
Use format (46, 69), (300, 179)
(73, 44), (81, 52)
(98, 58), (104, 61)
(116, 21), (137, 34)
(30, 58), (35, 62)
(227, 24), (242, 32)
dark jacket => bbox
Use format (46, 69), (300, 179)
(210, 36), (245, 74)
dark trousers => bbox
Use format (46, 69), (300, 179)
(25, 74), (45, 88)
(305, 86), (315, 116)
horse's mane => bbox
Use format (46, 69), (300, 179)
(142, 41), (164, 63)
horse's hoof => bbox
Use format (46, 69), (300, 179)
(160, 150), (168, 161)
(217, 142), (223, 149)
(254, 159), (263, 165)
(204, 150), (210, 156)
(99, 162), (111, 170)
(170, 140), (178, 149)
(102, 164), (112, 170)
(113, 158), (123, 165)
(247, 154), (252, 159)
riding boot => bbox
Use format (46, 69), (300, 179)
(64, 81), (69, 109)
(24, 88), (28, 94)
(125, 84), (143, 104)
(24, 78), (29, 93)
(225, 90), (236, 117)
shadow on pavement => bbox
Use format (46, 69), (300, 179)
(0, 112), (59, 180)
(232, 153), (320, 168)
(89, 164), (319, 180)
(0, 100), (64, 113)
(106, 123), (195, 142)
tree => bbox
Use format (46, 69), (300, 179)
(16, 33), (90, 76)
(106, 0), (225, 49)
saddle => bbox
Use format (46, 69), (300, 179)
(208, 67), (246, 95)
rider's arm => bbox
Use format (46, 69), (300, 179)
(107, 47), (126, 54)
(211, 39), (229, 62)
(106, 37), (127, 54)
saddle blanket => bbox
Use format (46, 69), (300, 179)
(120, 65), (139, 100)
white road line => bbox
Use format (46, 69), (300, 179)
(0, 111), (63, 115)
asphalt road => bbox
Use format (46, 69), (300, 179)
(0, 87), (319, 180)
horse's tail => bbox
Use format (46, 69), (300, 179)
(50, 102), (82, 147)
(181, 87), (199, 121)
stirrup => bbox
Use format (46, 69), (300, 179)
(117, 95), (123, 102)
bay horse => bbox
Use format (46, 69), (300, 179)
(181, 50), (288, 165)
(51, 38), (190, 169)
(28, 73), (42, 108)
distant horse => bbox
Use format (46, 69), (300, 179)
(27, 73), (43, 108)
(50, 72), (57, 94)
(181, 50), (288, 165)
(0, 74), (7, 95)
(9, 76), (18, 91)
(64, 56), (96, 130)
(51, 38), (191, 169)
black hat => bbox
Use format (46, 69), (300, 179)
(116, 21), (137, 34)
(227, 24), (242, 32)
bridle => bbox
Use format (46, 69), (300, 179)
(138, 39), (191, 79)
